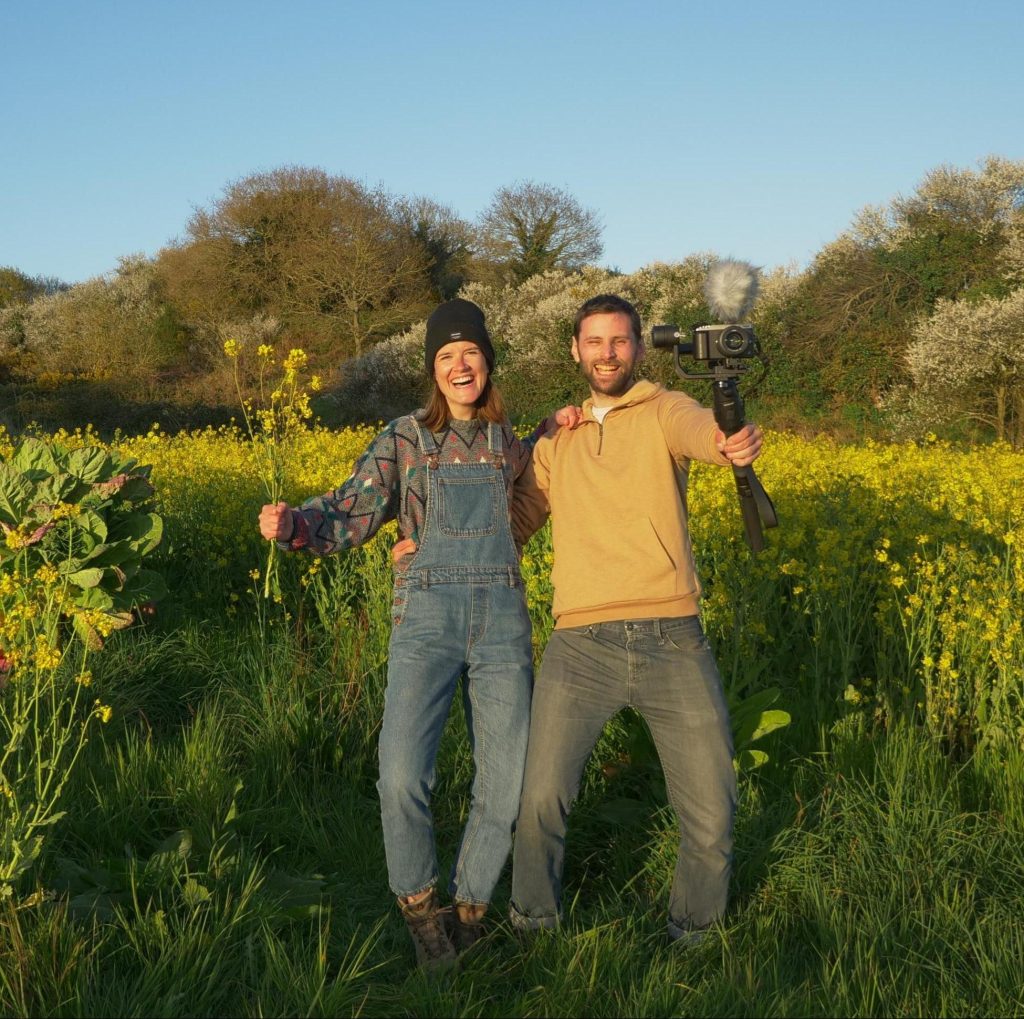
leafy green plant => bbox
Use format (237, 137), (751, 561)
(0, 436), (165, 895)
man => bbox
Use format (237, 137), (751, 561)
(509, 293), (762, 942)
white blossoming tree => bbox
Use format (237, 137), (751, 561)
(329, 258), (801, 425)
(906, 289), (1024, 447)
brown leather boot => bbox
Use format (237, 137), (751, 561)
(400, 890), (457, 970)
(450, 902), (487, 953)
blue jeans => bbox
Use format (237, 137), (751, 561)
(378, 575), (532, 903)
(510, 616), (736, 935)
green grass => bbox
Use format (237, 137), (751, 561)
(3, 609), (1023, 1018)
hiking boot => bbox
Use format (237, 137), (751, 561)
(400, 890), (457, 970)
(449, 910), (487, 954)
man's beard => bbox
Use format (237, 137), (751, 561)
(582, 360), (634, 398)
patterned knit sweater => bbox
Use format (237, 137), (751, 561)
(284, 414), (548, 556)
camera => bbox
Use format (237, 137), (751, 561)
(650, 323), (758, 364)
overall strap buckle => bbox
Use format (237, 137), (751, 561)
(487, 422), (505, 470)
(411, 414), (440, 469)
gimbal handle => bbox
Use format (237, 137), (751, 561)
(711, 379), (778, 553)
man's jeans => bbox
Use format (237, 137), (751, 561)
(510, 616), (736, 936)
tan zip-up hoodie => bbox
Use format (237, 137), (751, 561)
(531, 380), (729, 629)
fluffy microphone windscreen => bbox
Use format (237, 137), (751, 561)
(704, 259), (760, 322)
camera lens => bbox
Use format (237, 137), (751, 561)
(720, 327), (750, 355)
(650, 324), (682, 349)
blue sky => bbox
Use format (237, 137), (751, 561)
(3, 0), (1022, 284)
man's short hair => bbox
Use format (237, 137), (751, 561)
(572, 294), (643, 345)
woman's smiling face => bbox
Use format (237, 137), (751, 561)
(433, 340), (489, 420)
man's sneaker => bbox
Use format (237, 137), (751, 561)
(400, 890), (457, 970)
(667, 920), (712, 947)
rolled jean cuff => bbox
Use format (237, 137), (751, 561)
(393, 878), (437, 901)
(509, 902), (560, 931)
(452, 894), (490, 908)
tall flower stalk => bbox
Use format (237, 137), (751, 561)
(0, 560), (112, 894)
(224, 341), (320, 599)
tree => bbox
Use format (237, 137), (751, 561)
(477, 181), (603, 285)
(396, 196), (475, 300)
(905, 289), (1024, 447)
(779, 157), (1024, 415)
(157, 166), (433, 361)
(0, 267), (68, 309)
(11, 256), (180, 380)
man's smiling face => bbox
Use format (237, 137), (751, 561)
(571, 311), (644, 404)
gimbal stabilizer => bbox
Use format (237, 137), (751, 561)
(651, 327), (778, 552)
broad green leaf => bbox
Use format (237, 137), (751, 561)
(109, 455), (141, 476)
(729, 686), (781, 724)
(736, 749), (769, 772)
(146, 829), (193, 876)
(82, 542), (135, 568)
(122, 568), (168, 603)
(73, 510), (108, 548)
(33, 473), (91, 506)
(731, 687), (786, 747)
(67, 447), (113, 483)
(0, 464), (33, 525)
(73, 586), (114, 611)
(750, 709), (792, 743)
(118, 477), (155, 502)
(67, 568), (104, 588)
(11, 438), (59, 479)
(94, 564), (127, 592)
(223, 779), (244, 826)
(182, 879), (212, 908)
(109, 512), (163, 554)
(140, 514), (163, 554)
(57, 557), (87, 577)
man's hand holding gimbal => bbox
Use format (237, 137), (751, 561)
(716, 423), (762, 468)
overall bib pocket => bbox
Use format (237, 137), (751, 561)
(437, 474), (499, 537)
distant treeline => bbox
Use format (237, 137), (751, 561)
(2, 157), (1022, 446)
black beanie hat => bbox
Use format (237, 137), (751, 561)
(424, 299), (495, 374)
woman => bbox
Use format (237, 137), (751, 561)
(259, 298), (573, 969)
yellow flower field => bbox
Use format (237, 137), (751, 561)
(2, 423), (1020, 751)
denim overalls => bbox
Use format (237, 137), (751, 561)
(376, 417), (534, 906)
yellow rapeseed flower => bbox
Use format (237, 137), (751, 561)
(33, 637), (62, 671)
(283, 348), (308, 373)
